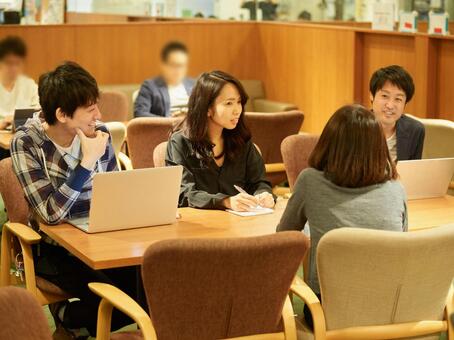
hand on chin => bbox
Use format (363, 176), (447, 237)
(76, 126), (96, 138)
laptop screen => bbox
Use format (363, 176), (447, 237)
(13, 109), (38, 132)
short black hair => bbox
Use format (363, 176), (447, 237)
(0, 36), (27, 60)
(369, 65), (415, 103)
(38, 62), (99, 125)
(160, 41), (188, 62)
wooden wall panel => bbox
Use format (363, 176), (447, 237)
(0, 25), (76, 81)
(359, 33), (418, 115)
(435, 37), (454, 120)
(258, 23), (356, 133)
(0, 21), (452, 132)
(73, 22), (261, 84)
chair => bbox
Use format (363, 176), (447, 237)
(240, 80), (298, 113)
(292, 226), (454, 340)
(90, 232), (310, 340)
(281, 134), (319, 191)
(0, 158), (70, 305)
(153, 141), (168, 168)
(408, 115), (454, 194)
(105, 121), (128, 169)
(129, 80), (298, 114)
(244, 111), (305, 187)
(127, 117), (183, 169)
(100, 84), (141, 120)
(0, 286), (53, 340)
(98, 90), (129, 122)
(132, 89), (139, 106)
(153, 141), (262, 170)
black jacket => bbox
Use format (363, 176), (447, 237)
(165, 132), (273, 209)
(396, 114), (425, 161)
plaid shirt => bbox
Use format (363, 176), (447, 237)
(10, 115), (118, 225)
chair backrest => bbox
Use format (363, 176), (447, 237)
(99, 83), (141, 120)
(142, 232), (309, 340)
(281, 134), (319, 190)
(132, 89), (139, 105)
(417, 117), (454, 159)
(153, 141), (261, 170)
(98, 90), (129, 122)
(318, 226), (454, 339)
(105, 121), (126, 159)
(240, 80), (265, 112)
(244, 111), (304, 164)
(127, 117), (183, 169)
(0, 287), (52, 340)
(153, 141), (168, 168)
(0, 158), (29, 224)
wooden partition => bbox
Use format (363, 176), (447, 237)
(257, 23), (356, 133)
(0, 21), (452, 133)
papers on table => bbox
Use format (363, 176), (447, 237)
(226, 206), (274, 217)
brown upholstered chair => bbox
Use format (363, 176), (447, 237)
(127, 117), (183, 169)
(99, 90), (129, 122)
(100, 84), (141, 120)
(281, 134), (320, 191)
(90, 232), (310, 340)
(153, 141), (168, 168)
(0, 286), (53, 340)
(293, 226), (454, 340)
(244, 111), (305, 187)
(0, 158), (70, 305)
(153, 141), (262, 170)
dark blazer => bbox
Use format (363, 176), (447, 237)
(134, 77), (194, 118)
(396, 114), (425, 161)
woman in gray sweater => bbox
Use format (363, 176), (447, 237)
(277, 104), (407, 299)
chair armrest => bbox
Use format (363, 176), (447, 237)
(253, 99), (298, 113)
(118, 152), (133, 171)
(290, 282), (327, 338)
(1, 223), (40, 296)
(89, 282), (157, 340)
(449, 181), (454, 190)
(3, 222), (41, 244)
(446, 285), (454, 339)
(265, 163), (286, 174)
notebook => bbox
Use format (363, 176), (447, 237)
(226, 206), (274, 217)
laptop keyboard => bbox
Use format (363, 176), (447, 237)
(68, 217), (90, 231)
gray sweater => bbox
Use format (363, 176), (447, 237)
(277, 168), (408, 294)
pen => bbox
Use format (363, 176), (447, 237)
(234, 185), (260, 209)
(233, 184), (248, 195)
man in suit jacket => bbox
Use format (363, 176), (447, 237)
(370, 65), (425, 161)
(134, 41), (194, 118)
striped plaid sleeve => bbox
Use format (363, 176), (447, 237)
(10, 134), (91, 225)
(98, 124), (119, 172)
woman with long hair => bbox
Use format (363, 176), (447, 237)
(166, 70), (275, 211)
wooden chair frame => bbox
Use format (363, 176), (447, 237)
(290, 281), (453, 340)
(0, 222), (70, 305)
(89, 282), (298, 340)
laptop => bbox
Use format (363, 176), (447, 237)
(12, 108), (39, 132)
(397, 158), (454, 200)
(68, 166), (183, 233)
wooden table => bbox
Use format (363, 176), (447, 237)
(0, 131), (12, 150)
(39, 196), (454, 270)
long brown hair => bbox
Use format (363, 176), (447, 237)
(309, 104), (397, 188)
(177, 70), (251, 165)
